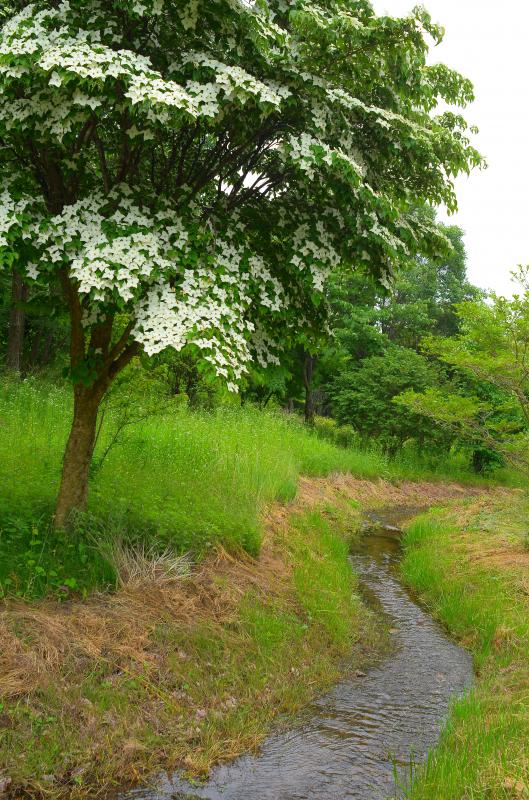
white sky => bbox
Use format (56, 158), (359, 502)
(371, 0), (528, 296)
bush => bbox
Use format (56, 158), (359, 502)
(332, 346), (451, 454)
(313, 415), (359, 449)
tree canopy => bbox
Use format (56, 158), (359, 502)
(0, 0), (481, 523)
(333, 344), (446, 453)
(397, 269), (529, 472)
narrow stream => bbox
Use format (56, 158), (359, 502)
(126, 509), (473, 800)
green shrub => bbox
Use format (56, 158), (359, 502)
(313, 415), (359, 449)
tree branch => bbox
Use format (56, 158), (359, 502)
(91, 123), (112, 193)
(59, 268), (85, 368)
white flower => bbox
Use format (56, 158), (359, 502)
(48, 71), (62, 87)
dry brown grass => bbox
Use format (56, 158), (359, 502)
(0, 474), (490, 799)
(0, 552), (283, 700)
(438, 491), (529, 618)
(0, 475), (482, 703)
(297, 473), (478, 509)
(108, 541), (192, 588)
(443, 490), (529, 569)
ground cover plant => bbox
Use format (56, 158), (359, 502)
(401, 493), (529, 799)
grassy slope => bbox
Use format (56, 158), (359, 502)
(1, 379), (523, 798)
(401, 493), (529, 799)
(0, 380), (391, 796)
(0, 378), (515, 599)
(0, 378), (390, 598)
(0, 495), (386, 797)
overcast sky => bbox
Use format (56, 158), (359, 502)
(371, 0), (527, 296)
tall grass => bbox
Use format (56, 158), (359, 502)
(0, 378), (387, 596)
(401, 501), (529, 798)
(0, 376), (518, 598)
(92, 400), (388, 554)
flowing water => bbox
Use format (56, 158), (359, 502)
(125, 509), (473, 800)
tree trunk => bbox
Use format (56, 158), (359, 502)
(302, 352), (315, 425)
(41, 331), (54, 365)
(29, 327), (43, 366)
(29, 328), (55, 369)
(6, 271), (28, 372)
(54, 388), (102, 529)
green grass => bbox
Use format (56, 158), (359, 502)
(0, 506), (386, 795)
(3, 376), (524, 797)
(0, 376), (519, 599)
(401, 496), (529, 799)
(0, 377), (389, 598)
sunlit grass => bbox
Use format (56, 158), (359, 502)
(0, 377), (388, 597)
(0, 376), (519, 599)
(401, 496), (529, 799)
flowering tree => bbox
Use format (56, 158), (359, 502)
(0, 0), (481, 527)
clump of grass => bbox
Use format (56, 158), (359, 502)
(401, 494), (529, 799)
(107, 540), (192, 588)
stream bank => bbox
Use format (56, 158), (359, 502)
(0, 477), (477, 799)
(399, 492), (529, 799)
(128, 507), (473, 800)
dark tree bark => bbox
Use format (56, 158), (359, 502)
(28, 328), (55, 369)
(53, 267), (139, 528)
(41, 331), (54, 365)
(53, 386), (102, 529)
(29, 327), (43, 366)
(6, 271), (28, 372)
(53, 337), (138, 529)
(302, 352), (316, 425)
